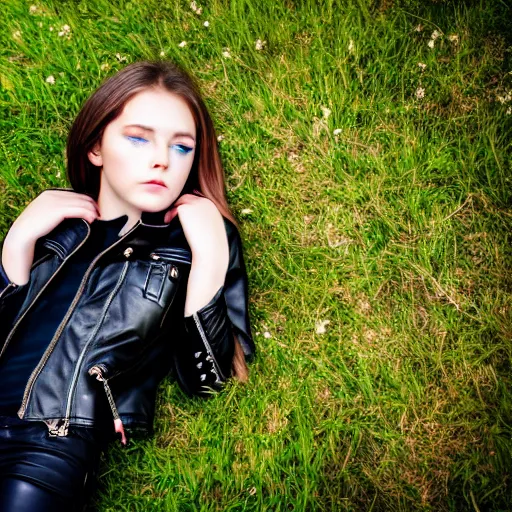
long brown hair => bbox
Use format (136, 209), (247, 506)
(66, 61), (247, 381)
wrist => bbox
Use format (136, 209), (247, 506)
(4, 226), (37, 253)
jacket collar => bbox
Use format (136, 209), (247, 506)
(42, 211), (183, 259)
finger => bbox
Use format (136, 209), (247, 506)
(174, 194), (198, 205)
(70, 200), (100, 218)
(55, 191), (100, 214)
(72, 195), (101, 214)
(164, 207), (179, 224)
(62, 206), (99, 224)
(57, 195), (100, 216)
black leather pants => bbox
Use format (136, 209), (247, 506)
(0, 478), (67, 512)
(0, 418), (105, 512)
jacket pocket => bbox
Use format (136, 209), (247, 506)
(143, 248), (191, 307)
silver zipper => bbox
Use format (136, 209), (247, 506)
(89, 366), (120, 420)
(192, 313), (226, 382)
(18, 219), (141, 422)
(0, 224), (93, 362)
(61, 260), (130, 434)
(0, 282), (17, 301)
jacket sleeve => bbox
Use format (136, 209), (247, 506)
(0, 245), (33, 350)
(172, 219), (254, 397)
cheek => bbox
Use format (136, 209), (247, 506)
(170, 153), (194, 177)
(106, 144), (149, 173)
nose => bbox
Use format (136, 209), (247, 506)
(151, 143), (169, 170)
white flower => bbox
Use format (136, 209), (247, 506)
(12, 30), (21, 39)
(222, 49), (231, 58)
(415, 24), (423, 32)
(315, 320), (330, 335)
(159, 51), (165, 57)
(431, 30), (441, 40)
(58, 24), (71, 37)
(333, 128), (342, 136)
(448, 34), (459, 44)
(321, 106), (331, 119)
(427, 39), (435, 49)
(178, 41), (187, 48)
(203, 21), (209, 27)
(348, 39), (354, 53)
(255, 39), (266, 51)
(497, 93), (511, 104)
(418, 62), (426, 71)
(100, 62), (110, 71)
(241, 208), (253, 215)
(415, 87), (425, 99)
(263, 331), (272, 339)
(45, 75), (55, 84)
(49, 26), (54, 31)
(190, 1), (202, 14)
(29, 5), (38, 13)
(217, 135), (225, 141)
(115, 53), (127, 62)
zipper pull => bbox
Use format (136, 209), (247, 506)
(89, 365), (127, 446)
(48, 419), (69, 437)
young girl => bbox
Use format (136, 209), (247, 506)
(0, 61), (254, 511)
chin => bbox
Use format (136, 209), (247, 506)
(133, 197), (175, 213)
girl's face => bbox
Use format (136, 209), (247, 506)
(89, 87), (196, 224)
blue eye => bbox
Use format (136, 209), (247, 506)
(172, 144), (193, 155)
(127, 136), (148, 145)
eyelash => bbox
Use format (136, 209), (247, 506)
(126, 136), (193, 155)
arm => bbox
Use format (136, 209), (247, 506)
(167, 196), (254, 396)
(1, 189), (100, 296)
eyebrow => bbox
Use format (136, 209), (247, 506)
(125, 124), (196, 142)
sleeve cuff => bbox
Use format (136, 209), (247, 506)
(177, 287), (234, 396)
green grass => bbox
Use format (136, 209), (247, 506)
(1, 0), (511, 510)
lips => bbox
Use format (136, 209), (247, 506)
(144, 180), (167, 187)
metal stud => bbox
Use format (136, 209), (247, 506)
(200, 374), (207, 382)
(123, 247), (133, 258)
(194, 352), (202, 359)
(196, 362), (203, 369)
(169, 266), (179, 279)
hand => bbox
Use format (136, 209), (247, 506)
(164, 193), (228, 272)
(165, 194), (229, 316)
(2, 190), (100, 285)
(6, 189), (100, 248)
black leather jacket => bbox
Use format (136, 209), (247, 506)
(0, 204), (254, 438)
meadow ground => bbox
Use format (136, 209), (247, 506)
(0, 0), (511, 510)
